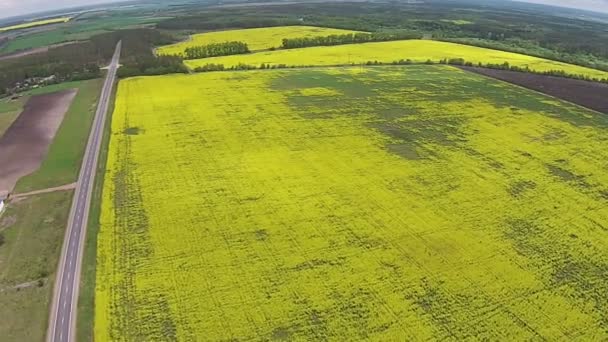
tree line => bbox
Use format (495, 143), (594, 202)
(440, 58), (608, 83)
(181, 41), (249, 60)
(0, 28), (187, 95)
(281, 32), (421, 49)
(191, 59), (608, 85)
(155, 2), (608, 72)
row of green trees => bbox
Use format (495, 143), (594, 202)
(449, 60), (608, 83)
(156, 2), (608, 72)
(183, 41), (249, 60)
(0, 28), (186, 95)
(117, 55), (187, 78)
(191, 59), (608, 84)
(281, 32), (421, 49)
(193, 63), (291, 72)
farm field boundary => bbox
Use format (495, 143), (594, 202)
(0, 89), (77, 198)
(185, 39), (608, 80)
(460, 66), (608, 114)
(156, 26), (363, 56)
(96, 65), (608, 340)
(15, 79), (103, 193)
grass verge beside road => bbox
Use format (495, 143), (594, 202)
(76, 81), (116, 342)
(0, 191), (73, 342)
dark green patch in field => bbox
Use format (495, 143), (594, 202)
(508, 180), (537, 198)
(546, 164), (596, 192)
(292, 257), (346, 272)
(272, 70), (374, 99)
(135, 294), (178, 341)
(542, 129), (567, 141)
(462, 146), (505, 170)
(504, 218), (545, 256)
(503, 216), (608, 328)
(373, 114), (467, 160)
(551, 259), (608, 328)
(307, 309), (329, 340)
(271, 326), (292, 341)
(547, 164), (583, 183)
(272, 67), (476, 161)
(111, 129), (165, 340)
(330, 288), (374, 339)
(386, 143), (425, 160)
(409, 277), (469, 339)
(254, 229), (268, 241)
(123, 126), (141, 135)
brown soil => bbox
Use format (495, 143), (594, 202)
(460, 66), (608, 114)
(0, 89), (77, 197)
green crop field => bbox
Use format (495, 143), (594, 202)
(0, 16), (160, 54)
(96, 65), (608, 340)
(0, 97), (26, 137)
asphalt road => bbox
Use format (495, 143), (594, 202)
(47, 41), (121, 342)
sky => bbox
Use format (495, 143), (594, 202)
(515, 0), (608, 13)
(0, 0), (123, 19)
(1, 0), (608, 19)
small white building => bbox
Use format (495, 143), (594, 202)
(0, 193), (8, 214)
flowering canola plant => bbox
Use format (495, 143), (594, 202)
(156, 26), (362, 56)
(96, 65), (608, 341)
(185, 39), (608, 79)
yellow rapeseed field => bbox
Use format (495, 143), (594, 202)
(0, 17), (71, 32)
(186, 39), (608, 79)
(96, 65), (608, 340)
(157, 26), (362, 55)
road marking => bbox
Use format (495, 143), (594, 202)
(48, 43), (121, 342)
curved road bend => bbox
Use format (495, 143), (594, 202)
(47, 41), (121, 342)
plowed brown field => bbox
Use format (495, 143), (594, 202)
(461, 66), (608, 114)
(0, 89), (76, 197)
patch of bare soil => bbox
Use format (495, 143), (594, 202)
(460, 66), (608, 114)
(0, 89), (77, 197)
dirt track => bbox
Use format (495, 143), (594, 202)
(0, 89), (77, 197)
(460, 66), (608, 114)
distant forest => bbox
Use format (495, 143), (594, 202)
(158, 1), (608, 72)
(2, 0), (608, 95)
(0, 29), (186, 95)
